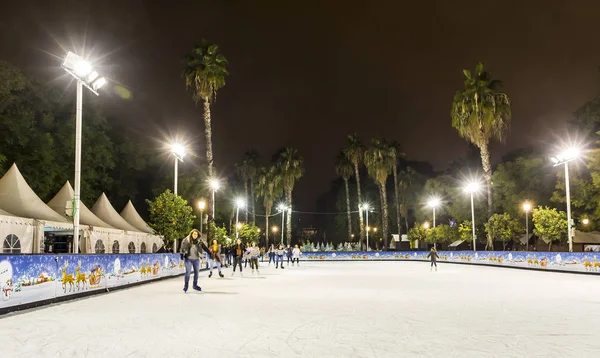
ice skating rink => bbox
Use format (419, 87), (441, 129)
(1, 261), (600, 357)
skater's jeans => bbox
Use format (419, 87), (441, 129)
(184, 258), (200, 288)
(276, 255), (284, 267)
(292, 258), (299, 265)
(209, 258), (222, 272)
(431, 261), (437, 267)
(250, 258), (259, 270)
(233, 256), (243, 272)
(269, 254), (275, 265)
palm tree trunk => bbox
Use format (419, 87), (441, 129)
(244, 180), (249, 222)
(286, 188), (292, 245)
(353, 163), (365, 249)
(379, 182), (390, 250)
(265, 206), (271, 248)
(392, 163), (401, 235)
(203, 99), (214, 177)
(404, 215), (409, 236)
(250, 177), (256, 225)
(344, 178), (352, 241)
(479, 140), (494, 250)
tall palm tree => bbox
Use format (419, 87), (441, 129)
(235, 150), (259, 223)
(335, 152), (354, 242)
(235, 161), (250, 222)
(389, 141), (402, 235)
(451, 62), (511, 249)
(364, 139), (394, 250)
(183, 40), (229, 178)
(343, 134), (366, 249)
(277, 148), (304, 245)
(256, 166), (282, 248)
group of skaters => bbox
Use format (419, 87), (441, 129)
(179, 229), (302, 293)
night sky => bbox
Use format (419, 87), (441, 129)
(2, 0), (600, 210)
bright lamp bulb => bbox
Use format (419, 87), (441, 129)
(74, 60), (92, 77)
(171, 143), (186, 158)
(198, 201), (206, 210)
(464, 182), (480, 194)
(209, 179), (220, 190)
(236, 198), (245, 208)
(523, 202), (531, 212)
(428, 198), (440, 208)
(278, 203), (287, 211)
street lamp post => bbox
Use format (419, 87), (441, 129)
(62, 52), (107, 254)
(171, 144), (186, 196)
(551, 147), (581, 252)
(209, 179), (221, 220)
(198, 200), (206, 237)
(278, 203), (287, 245)
(523, 202), (531, 251)
(235, 198), (245, 239)
(428, 197), (441, 249)
(360, 204), (370, 251)
(464, 182), (481, 252)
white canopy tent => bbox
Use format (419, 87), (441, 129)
(92, 193), (140, 232)
(120, 200), (153, 234)
(47, 181), (114, 228)
(0, 208), (15, 216)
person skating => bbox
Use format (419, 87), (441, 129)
(292, 244), (301, 266)
(250, 242), (260, 274)
(268, 245), (275, 266)
(275, 244), (285, 269)
(427, 247), (439, 271)
(180, 229), (208, 292)
(286, 245), (293, 266)
(231, 239), (245, 277)
(208, 239), (225, 278)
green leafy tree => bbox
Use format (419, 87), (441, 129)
(364, 139), (394, 249)
(277, 148), (304, 244)
(208, 222), (229, 245)
(183, 40), (229, 178)
(458, 220), (474, 245)
(335, 152), (354, 242)
(408, 223), (427, 247)
(238, 223), (260, 244)
(343, 134), (366, 248)
(451, 62), (511, 249)
(484, 213), (523, 251)
(532, 207), (568, 251)
(147, 190), (196, 251)
(425, 224), (458, 246)
(256, 165), (283, 248)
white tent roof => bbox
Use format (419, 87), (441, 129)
(574, 230), (600, 244)
(449, 240), (464, 247)
(0, 163), (67, 222)
(92, 193), (140, 232)
(47, 181), (114, 228)
(0, 208), (15, 216)
(120, 200), (153, 233)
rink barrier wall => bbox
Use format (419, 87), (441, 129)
(0, 254), (198, 314)
(299, 251), (600, 274)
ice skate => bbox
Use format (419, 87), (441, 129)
(231, 271), (235, 276)
(183, 285), (188, 293)
(209, 271), (213, 278)
(219, 271), (224, 278)
(193, 285), (202, 291)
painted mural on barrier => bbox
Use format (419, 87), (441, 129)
(301, 251), (600, 273)
(0, 254), (184, 310)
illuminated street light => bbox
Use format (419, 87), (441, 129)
(523, 201), (531, 251)
(583, 218), (590, 225)
(423, 222), (430, 229)
(272, 226), (279, 233)
(464, 181), (481, 251)
(61, 51), (107, 254)
(209, 178), (221, 219)
(235, 198), (246, 239)
(551, 147), (582, 252)
(198, 200), (206, 237)
(170, 143), (186, 196)
(360, 203), (371, 251)
(428, 196), (441, 230)
(278, 203), (287, 245)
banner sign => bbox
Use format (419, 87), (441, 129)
(0, 254), (184, 310)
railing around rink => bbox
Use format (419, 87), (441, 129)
(299, 250), (600, 274)
(0, 253), (189, 313)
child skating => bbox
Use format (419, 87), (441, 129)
(292, 245), (301, 266)
(427, 247), (439, 271)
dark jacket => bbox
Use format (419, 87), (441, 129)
(180, 238), (209, 260)
(232, 243), (246, 258)
(427, 250), (439, 262)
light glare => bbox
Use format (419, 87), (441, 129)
(428, 197), (441, 208)
(74, 60), (92, 77)
(236, 198), (246, 208)
(209, 179), (221, 191)
(523, 202), (531, 212)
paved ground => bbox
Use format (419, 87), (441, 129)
(1, 261), (599, 357)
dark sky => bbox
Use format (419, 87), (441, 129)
(2, 0), (600, 210)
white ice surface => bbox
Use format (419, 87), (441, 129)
(1, 261), (600, 357)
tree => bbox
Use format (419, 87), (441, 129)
(398, 167), (423, 234)
(277, 148), (304, 245)
(183, 40), (229, 178)
(458, 220), (474, 245)
(256, 165), (283, 248)
(425, 224), (457, 247)
(236, 151), (258, 223)
(364, 139), (394, 249)
(532, 207), (568, 251)
(147, 190), (196, 251)
(451, 62), (511, 249)
(389, 141), (403, 235)
(238, 223), (260, 244)
(208, 222), (229, 245)
(484, 213), (523, 251)
(408, 222), (427, 245)
(343, 134), (366, 248)
(335, 152), (354, 242)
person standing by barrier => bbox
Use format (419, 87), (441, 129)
(286, 245), (293, 266)
(231, 239), (245, 277)
(180, 229), (207, 292)
(275, 244), (285, 269)
(268, 245), (275, 266)
(250, 242), (260, 274)
(292, 245), (301, 266)
(208, 239), (224, 278)
(427, 247), (439, 271)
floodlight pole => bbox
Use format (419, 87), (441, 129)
(73, 80), (83, 254)
(564, 162), (573, 252)
(281, 210), (285, 245)
(174, 158), (178, 196)
(236, 206), (240, 239)
(365, 209), (370, 252)
(470, 192), (476, 252)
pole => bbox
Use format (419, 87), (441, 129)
(212, 190), (216, 220)
(174, 158), (178, 196)
(433, 206), (436, 249)
(281, 210), (285, 245)
(525, 210), (529, 251)
(73, 80), (83, 254)
(565, 163), (573, 252)
(471, 193), (476, 252)
(200, 209), (203, 238)
(366, 210), (369, 252)
(236, 207), (240, 239)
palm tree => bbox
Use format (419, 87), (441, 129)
(343, 134), (366, 249)
(256, 166), (282, 248)
(277, 148), (304, 245)
(335, 152), (354, 242)
(364, 139), (394, 249)
(389, 141), (402, 235)
(235, 150), (259, 223)
(183, 40), (229, 178)
(451, 62), (511, 249)
(398, 167), (419, 234)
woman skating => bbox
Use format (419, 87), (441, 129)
(250, 242), (260, 274)
(275, 244), (285, 269)
(292, 245), (301, 266)
(268, 244), (275, 266)
(231, 239), (245, 277)
(427, 247), (439, 271)
(208, 239), (225, 278)
(286, 245), (293, 266)
(180, 229), (208, 292)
